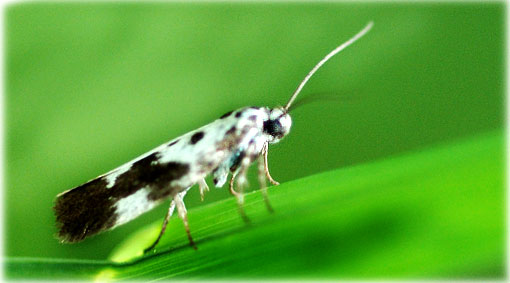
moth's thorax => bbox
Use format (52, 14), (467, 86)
(263, 107), (292, 144)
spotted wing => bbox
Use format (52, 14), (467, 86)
(54, 107), (267, 242)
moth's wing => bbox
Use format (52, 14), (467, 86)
(54, 127), (206, 243)
(54, 148), (191, 243)
(54, 108), (266, 243)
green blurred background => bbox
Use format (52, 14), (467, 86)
(5, 0), (504, 267)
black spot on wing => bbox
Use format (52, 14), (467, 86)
(54, 152), (190, 242)
(115, 152), (190, 200)
(145, 162), (190, 200)
(220, 110), (233, 119)
(234, 107), (259, 118)
(168, 139), (179, 147)
(225, 126), (236, 136)
(190, 131), (204, 144)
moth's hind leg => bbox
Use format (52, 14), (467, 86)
(143, 188), (192, 254)
(144, 200), (176, 254)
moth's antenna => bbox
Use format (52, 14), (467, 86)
(284, 21), (373, 112)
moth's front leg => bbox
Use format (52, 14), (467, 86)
(263, 142), (280, 186)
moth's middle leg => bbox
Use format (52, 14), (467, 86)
(144, 200), (176, 254)
(258, 150), (274, 213)
(229, 151), (255, 224)
(229, 172), (250, 224)
(174, 191), (197, 249)
(255, 142), (280, 213)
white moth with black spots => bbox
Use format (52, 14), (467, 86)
(54, 22), (373, 252)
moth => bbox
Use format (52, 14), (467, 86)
(54, 22), (373, 252)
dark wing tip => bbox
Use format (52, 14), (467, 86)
(53, 178), (118, 243)
(53, 195), (87, 243)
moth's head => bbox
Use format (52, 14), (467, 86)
(263, 107), (292, 144)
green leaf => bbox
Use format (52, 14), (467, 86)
(6, 130), (504, 280)
(5, 257), (111, 281)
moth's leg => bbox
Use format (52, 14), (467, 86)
(174, 192), (197, 249)
(258, 148), (274, 213)
(198, 178), (209, 202)
(263, 142), (280, 186)
(229, 173), (250, 224)
(229, 172), (239, 197)
(144, 200), (176, 254)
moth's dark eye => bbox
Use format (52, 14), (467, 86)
(263, 119), (283, 137)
